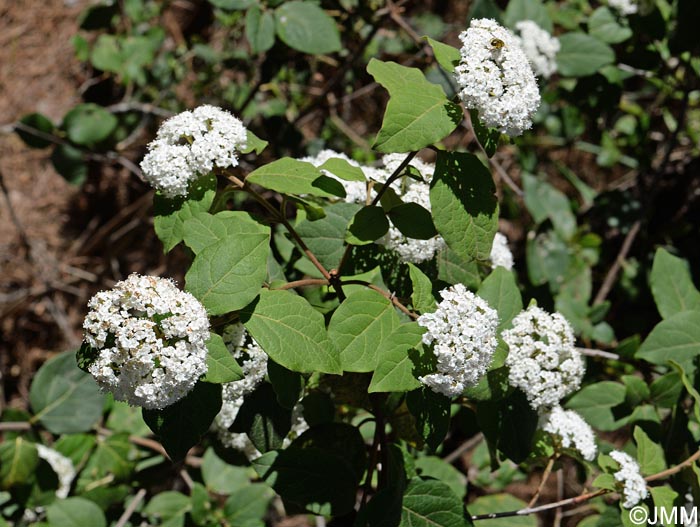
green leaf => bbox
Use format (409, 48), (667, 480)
(503, 0), (552, 32)
(29, 351), (104, 434)
(51, 143), (88, 186)
(669, 360), (700, 423)
(649, 486), (678, 517)
(208, 0), (254, 9)
(253, 449), (357, 516)
(478, 267), (523, 331)
(246, 6), (275, 54)
(143, 491), (191, 526)
(345, 206), (390, 246)
(470, 110), (502, 158)
(224, 485), (274, 526)
(142, 382), (222, 462)
(650, 248), (700, 319)
(467, 494), (535, 526)
(329, 288), (401, 372)
(0, 437), (38, 489)
(430, 151), (499, 261)
(635, 311), (700, 372)
(201, 448), (249, 494)
(633, 427), (666, 475)
(415, 457), (468, 499)
(203, 333), (244, 384)
(295, 202), (361, 270)
(241, 129), (268, 154)
(369, 323), (427, 393)
(247, 158), (337, 198)
(400, 478), (472, 527)
(90, 34), (122, 73)
(407, 388), (451, 452)
(154, 174), (217, 252)
(47, 497), (106, 527)
(477, 391), (538, 463)
(424, 37), (461, 73)
(267, 360), (303, 409)
(588, 7), (632, 44)
(183, 211), (268, 255)
(241, 289), (341, 374)
(522, 173), (576, 240)
(408, 263), (437, 314)
(367, 59), (462, 153)
(185, 222), (270, 315)
(274, 1), (341, 54)
(319, 158), (366, 182)
(437, 247), (482, 289)
(388, 203), (438, 240)
(76, 433), (134, 490)
(650, 372), (683, 408)
(63, 103), (118, 145)
(16, 113), (54, 148)
(290, 423), (368, 483)
(557, 33), (615, 77)
(565, 381), (626, 431)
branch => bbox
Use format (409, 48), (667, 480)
(472, 449), (700, 521)
(528, 456), (557, 507)
(114, 488), (147, 527)
(272, 279), (329, 290)
(370, 151), (418, 206)
(225, 173), (332, 281)
(576, 347), (621, 361)
(341, 280), (418, 320)
(593, 220), (642, 306)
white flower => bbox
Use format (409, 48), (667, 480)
(504, 306), (584, 410)
(540, 406), (597, 461)
(455, 18), (541, 136)
(610, 450), (648, 508)
(36, 445), (76, 499)
(213, 323), (268, 459)
(140, 105), (247, 198)
(489, 232), (514, 270)
(514, 21), (560, 79)
(608, 0), (637, 16)
(417, 284), (499, 397)
(82, 274), (209, 409)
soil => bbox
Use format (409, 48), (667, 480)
(0, 0), (170, 409)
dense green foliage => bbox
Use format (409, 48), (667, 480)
(4, 0), (700, 526)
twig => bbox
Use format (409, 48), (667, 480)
(370, 151), (417, 206)
(472, 449), (700, 521)
(106, 102), (175, 118)
(528, 456), (557, 507)
(273, 279), (329, 290)
(463, 113), (523, 197)
(444, 433), (483, 464)
(226, 173), (332, 281)
(593, 220), (642, 306)
(0, 422), (32, 432)
(115, 488), (147, 527)
(341, 280), (418, 319)
(576, 347), (620, 360)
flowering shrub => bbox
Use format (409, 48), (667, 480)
(4, 1), (700, 526)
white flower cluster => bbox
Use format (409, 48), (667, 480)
(36, 445), (76, 499)
(504, 306), (584, 410)
(540, 406), (597, 461)
(608, 0), (638, 16)
(610, 450), (649, 508)
(140, 105), (247, 198)
(489, 232), (514, 270)
(417, 284), (499, 397)
(455, 18), (541, 136)
(514, 20), (560, 79)
(83, 274), (209, 410)
(213, 323), (268, 459)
